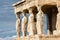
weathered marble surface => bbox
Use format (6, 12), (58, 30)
(13, 0), (60, 40)
(22, 13), (27, 36)
(15, 35), (60, 40)
(28, 8), (37, 35)
(16, 13), (20, 37)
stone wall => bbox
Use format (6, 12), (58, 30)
(15, 35), (60, 40)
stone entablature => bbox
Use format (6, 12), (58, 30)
(13, 0), (60, 14)
(13, 0), (38, 13)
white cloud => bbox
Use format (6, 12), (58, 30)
(0, 35), (16, 40)
(1, 30), (16, 34)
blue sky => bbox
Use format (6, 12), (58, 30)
(0, 0), (20, 39)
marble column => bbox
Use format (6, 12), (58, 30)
(16, 13), (20, 37)
(22, 11), (27, 37)
(56, 7), (60, 30)
(36, 6), (43, 35)
(54, 7), (60, 35)
(28, 8), (37, 35)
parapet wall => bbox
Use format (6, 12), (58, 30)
(15, 35), (60, 40)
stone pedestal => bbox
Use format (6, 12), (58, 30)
(15, 35), (60, 40)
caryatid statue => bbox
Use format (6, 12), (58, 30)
(28, 8), (37, 35)
(22, 12), (27, 36)
(36, 11), (42, 35)
(16, 13), (20, 37)
(36, 6), (43, 35)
